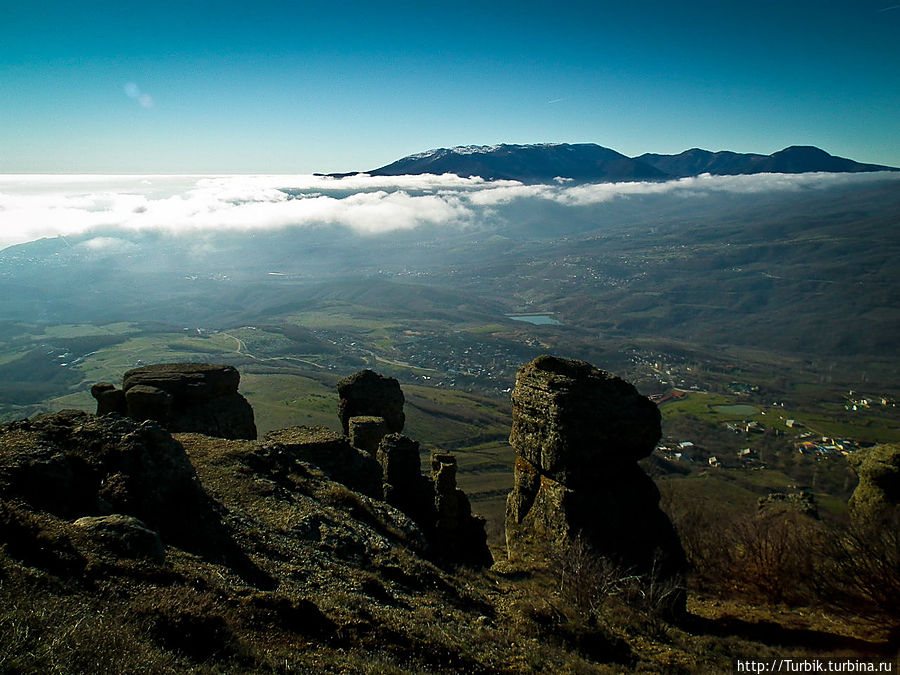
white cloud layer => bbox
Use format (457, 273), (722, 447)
(1, 171), (898, 251)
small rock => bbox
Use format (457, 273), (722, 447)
(73, 514), (165, 560)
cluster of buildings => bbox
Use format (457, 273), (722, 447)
(795, 435), (864, 457)
(843, 391), (895, 412)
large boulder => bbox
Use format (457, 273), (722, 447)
(505, 356), (685, 612)
(91, 363), (257, 440)
(848, 443), (900, 525)
(336, 370), (405, 435)
(0, 411), (220, 553)
(123, 363), (241, 401)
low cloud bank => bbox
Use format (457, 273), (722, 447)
(1, 171), (898, 250)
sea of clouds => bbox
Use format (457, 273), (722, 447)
(1, 171), (898, 251)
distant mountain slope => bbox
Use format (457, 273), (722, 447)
(332, 143), (898, 183)
(364, 143), (668, 183)
(635, 145), (898, 177)
(634, 148), (769, 177)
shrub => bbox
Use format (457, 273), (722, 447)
(552, 534), (685, 620)
(814, 512), (900, 629)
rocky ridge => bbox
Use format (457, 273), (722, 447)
(327, 143), (899, 183)
(4, 357), (887, 671)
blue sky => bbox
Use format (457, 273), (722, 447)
(2, 1), (899, 173)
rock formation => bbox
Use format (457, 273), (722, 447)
(336, 370), (405, 435)
(0, 410), (250, 570)
(263, 425), (382, 500)
(377, 433), (431, 515)
(430, 451), (493, 567)
(348, 416), (389, 456)
(336, 372), (492, 568)
(505, 356), (685, 607)
(848, 443), (900, 524)
(91, 363), (257, 440)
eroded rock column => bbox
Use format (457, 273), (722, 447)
(336, 370), (405, 436)
(505, 356), (685, 599)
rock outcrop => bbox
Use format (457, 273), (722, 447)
(263, 425), (382, 499)
(505, 356), (685, 608)
(377, 433), (431, 517)
(336, 372), (493, 568)
(848, 443), (900, 525)
(348, 416), (389, 457)
(91, 363), (257, 440)
(336, 370), (405, 435)
(0, 410), (261, 582)
(430, 451), (493, 567)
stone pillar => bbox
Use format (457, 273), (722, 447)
(378, 433), (428, 516)
(348, 416), (389, 456)
(431, 452), (459, 533)
(336, 370), (405, 436)
(505, 355), (685, 611)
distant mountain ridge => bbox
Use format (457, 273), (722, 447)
(635, 145), (898, 178)
(327, 143), (898, 184)
(366, 143), (667, 182)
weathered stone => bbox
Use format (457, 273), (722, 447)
(91, 382), (126, 415)
(432, 452), (459, 530)
(377, 433), (433, 526)
(164, 393), (257, 441)
(263, 426), (381, 499)
(73, 514), (165, 560)
(378, 433), (422, 487)
(336, 370), (405, 435)
(505, 355), (685, 614)
(429, 451), (493, 567)
(332, 369), (490, 567)
(124, 385), (173, 424)
(848, 443), (900, 525)
(348, 416), (388, 456)
(96, 363), (257, 440)
(123, 363), (240, 402)
(0, 412), (220, 554)
(509, 355), (661, 482)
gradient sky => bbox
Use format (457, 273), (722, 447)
(2, 0), (899, 173)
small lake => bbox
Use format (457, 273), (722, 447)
(507, 314), (562, 326)
(713, 404), (758, 416)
